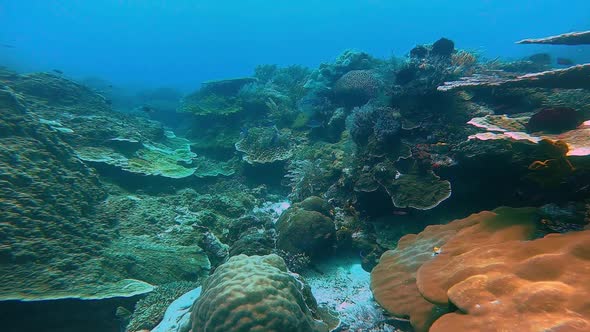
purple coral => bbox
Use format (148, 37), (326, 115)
(350, 103), (375, 145)
(350, 103), (401, 145)
(373, 106), (401, 143)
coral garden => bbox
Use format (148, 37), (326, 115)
(1, 31), (590, 332)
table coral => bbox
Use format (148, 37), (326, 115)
(438, 64), (590, 91)
(516, 30), (590, 45)
(467, 114), (590, 158)
(235, 126), (294, 164)
(366, 160), (452, 211)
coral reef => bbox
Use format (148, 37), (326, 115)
(333, 69), (382, 106)
(190, 254), (334, 332)
(0, 86), (132, 300)
(371, 207), (541, 332)
(3, 31), (590, 332)
(235, 126), (294, 164)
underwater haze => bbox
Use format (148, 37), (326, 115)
(1, 0), (590, 91)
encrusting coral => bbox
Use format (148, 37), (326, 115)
(0, 86), (126, 300)
(371, 206), (590, 332)
(427, 229), (590, 332)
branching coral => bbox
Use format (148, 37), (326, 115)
(272, 249), (311, 274)
(285, 159), (330, 201)
(349, 103), (402, 149)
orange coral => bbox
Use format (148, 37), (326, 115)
(370, 210), (505, 332)
(416, 207), (538, 305)
(429, 230), (590, 332)
(371, 206), (590, 331)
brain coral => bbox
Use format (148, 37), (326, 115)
(190, 254), (330, 332)
(333, 70), (381, 106)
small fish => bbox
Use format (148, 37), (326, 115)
(0, 44), (15, 48)
(270, 125), (281, 145)
(306, 119), (324, 128)
(556, 58), (574, 66)
(240, 126), (249, 138)
(141, 105), (155, 113)
(270, 132), (279, 145)
(115, 306), (132, 319)
(433, 246), (442, 255)
(527, 53), (551, 65)
(52, 69), (63, 74)
(392, 210), (408, 216)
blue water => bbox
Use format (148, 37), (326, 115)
(1, 0), (589, 91)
